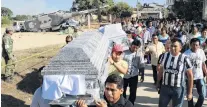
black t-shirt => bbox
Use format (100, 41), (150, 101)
(106, 95), (134, 107)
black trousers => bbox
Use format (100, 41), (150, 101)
(123, 75), (138, 105)
(144, 54), (151, 64)
(139, 67), (145, 80)
(152, 65), (157, 84)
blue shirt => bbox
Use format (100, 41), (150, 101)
(147, 26), (156, 36)
(158, 34), (169, 45)
(197, 36), (207, 44)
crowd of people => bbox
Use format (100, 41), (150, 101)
(108, 18), (207, 107)
(31, 18), (207, 107)
(74, 18), (207, 107)
(2, 17), (207, 107)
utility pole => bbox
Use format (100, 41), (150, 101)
(137, 0), (138, 17)
(203, 0), (207, 21)
(95, 0), (102, 22)
(137, 0), (139, 19)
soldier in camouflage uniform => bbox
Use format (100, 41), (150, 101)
(73, 27), (79, 38)
(2, 27), (15, 83)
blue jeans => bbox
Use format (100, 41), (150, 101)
(159, 85), (185, 107)
(187, 79), (206, 107)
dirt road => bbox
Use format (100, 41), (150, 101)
(9, 32), (67, 51)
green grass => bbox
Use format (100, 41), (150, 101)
(1, 24), (11, 27)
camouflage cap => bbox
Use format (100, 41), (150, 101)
(6, 27), (13, 32)
(74, 26), (80, 30)
(6, 27), (13, 31)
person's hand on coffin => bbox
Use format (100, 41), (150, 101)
(76, 99), (88, 107)
(95, 100), (107, 107)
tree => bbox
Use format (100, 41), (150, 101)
(109, 2), (133, 18)
(101, 0), (114, 15)
(72, 0), (109, 11)
(77, 0), (94, 10)
(13, 15), (31, 21)
(1, 7), (13, 18)
(172, 0), (203, 21)
(136, 2), (142, 11)
(71, 0), (114, 22)
(1, 16), (11, 25)
(163, 8), (169, 18)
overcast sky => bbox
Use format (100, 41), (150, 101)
(2, 0), (166, 16)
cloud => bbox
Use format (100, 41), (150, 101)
(2, 0), (59, 15)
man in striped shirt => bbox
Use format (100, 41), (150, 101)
(157, 38), (194, 107)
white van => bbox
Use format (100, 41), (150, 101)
(13, 21), (25, 32)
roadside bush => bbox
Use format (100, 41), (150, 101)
(1, 16), (11, 25)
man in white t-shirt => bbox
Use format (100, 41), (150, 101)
(142, 25), (151, 45)
(184, 38), (207, 107)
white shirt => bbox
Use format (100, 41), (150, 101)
(136, 37), (145, 68)
(174, 26), (180, 32)
(180, 35), (187, 45)
(145, 42), (165, 66)
(184, 49), (206, 80)
(30, 87), (51, 107)
(143, 30), (151, 44)
(42, 75), (86, 100)
(136, 26), (142, 35)
(189, 32), (202, 39)
(169, 24), (175, 31)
